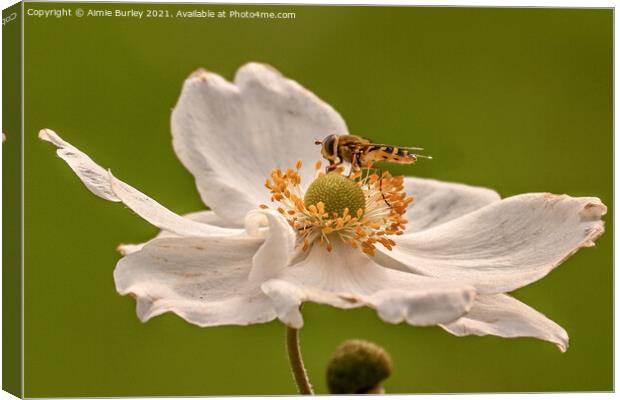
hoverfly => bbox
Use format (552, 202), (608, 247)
(315, 134), (431, 173)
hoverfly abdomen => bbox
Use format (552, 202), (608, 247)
(368, 146), (417, 165)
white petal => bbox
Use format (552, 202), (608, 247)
(441, 294), (569, 352)
(404, 177), (500, 233)
(261, 242), (476, 328)
(244, 209), (297, 282)
(40, 129), (240, 238)
(114, 236), (277, 327)
(117, 243), (145, 256)
(384, 193), (606, 294)
(117, 210), (242, 255)
(181, 210), (243, 229)
(39, 128), (118, 201)
(171, 63), (348, 225)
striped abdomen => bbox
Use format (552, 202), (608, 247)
(362, 145), (417, 165)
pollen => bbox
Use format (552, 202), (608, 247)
(262, 161), (412, 256)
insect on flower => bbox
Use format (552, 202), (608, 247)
(315, 134), (432, 173)
(315, 134), (432, 207)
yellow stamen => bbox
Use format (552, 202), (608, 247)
(259, 160), (411, 255)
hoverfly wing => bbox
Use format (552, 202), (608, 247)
(363, 142), (425, 151)
(361, 142), (430, 165)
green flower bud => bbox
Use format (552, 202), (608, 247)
(304, 173), (366, 218)
(326, 339), (393, 394)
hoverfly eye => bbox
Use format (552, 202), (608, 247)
(323, 135), (337, 156)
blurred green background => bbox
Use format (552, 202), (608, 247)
(22, 4), (612, 397)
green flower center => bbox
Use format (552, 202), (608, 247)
(304, 173), (366, 218)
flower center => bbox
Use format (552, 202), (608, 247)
(261, 160), (412, 256)
(304, 173), (366, 219)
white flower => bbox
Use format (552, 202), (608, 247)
(41, 63), (606, 352)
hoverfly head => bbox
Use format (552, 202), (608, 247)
(321, 134), (338, 159)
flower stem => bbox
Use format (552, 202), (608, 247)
(285, 326), (314, 395)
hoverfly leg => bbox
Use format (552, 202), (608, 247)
(348, 152), (361, 177)
(326, 159), (340, 173)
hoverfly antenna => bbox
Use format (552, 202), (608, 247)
(314, 138), (323, 145)
(414, 154), (433, 160)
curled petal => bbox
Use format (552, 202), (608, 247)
(384, 193), (606, 294)
(39, 128), (117, 201)
(245, 209), (297, 282)
(171, 63), (348, 225)
(39, 129), (240, 238)
(118, 208), (297, 281)
(114, 236), (277, 327)
(404, 177), (500, 233)
(261, 242), (476, 328)
(441, 294), (569, 352)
